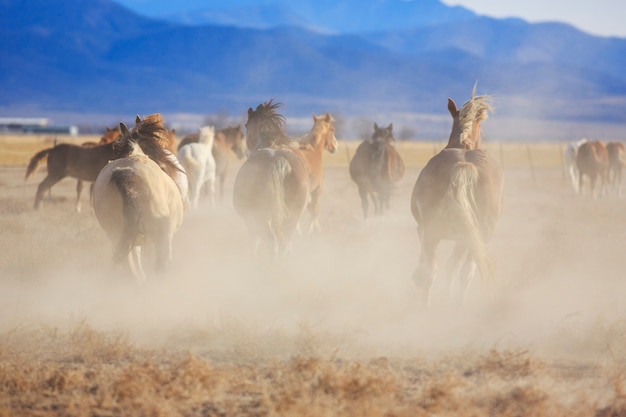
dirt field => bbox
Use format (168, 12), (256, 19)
(1, 140), (626, 416)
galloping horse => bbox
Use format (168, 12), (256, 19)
(233, 100), (310, 261)
(410, 87), (503, 306)
(176, 126), (216, 208)
(576, 140), (609, 198)
(178, 125), (246, 200)
(564, 138), (588, 193)
(606, 141), (625, 196)
(295, 112), (338, 233)
(349, 123), (405, 219)
(92, 115), (186, 281)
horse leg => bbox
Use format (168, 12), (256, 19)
(89, 183), (95, 209)
(358, 185), (369, 219)
(590, 174), (598, 198)
(34, 175), (63, 209)
(456, 255), (478, 306)
(446, 243), (469, 303)
(75, 180), (83, 213)
(412, 230), (439, 307)
(127, 246), (146, 283)
(219, 173), (226, 202)
(307, 188), (321, 234)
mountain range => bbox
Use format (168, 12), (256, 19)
(1, 0), (626, 136)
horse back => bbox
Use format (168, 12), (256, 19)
(577, 140), (609, 175)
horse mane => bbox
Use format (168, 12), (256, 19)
(122, 114), (185, 177)
(458, 86), (493, 148)
(247, 99), (293, 149)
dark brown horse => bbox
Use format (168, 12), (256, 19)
(576, 140), (609, 198)
(295, 113), (338, 233)
(178, 125), (246, 200)
(232, 100), (310, 261)
(25, 118), (176, 210)
(606, 141), (625, 196)
(410, 88), (503, 306)
(349, 123), (405, 219)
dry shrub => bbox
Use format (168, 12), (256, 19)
(474, 349), (543, 379)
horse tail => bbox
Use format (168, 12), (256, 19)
(110, 168), (142, 263)
(269, 156), (291, 236)
(444, 162), (494, 281)
(25, 148), (50, 179)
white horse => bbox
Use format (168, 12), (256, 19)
(177, 125), (216, 208)
(93, 121), (185, 282)
(564, 138), (588, 193)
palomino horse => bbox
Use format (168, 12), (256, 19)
(564, 138), (588, 193)
(295, 112), (338, 233)
(410, 88), (503, 306)
(349, 123), (405, 219)
(576, 140), (609, 198)
(176, 126), (216, 208)
(178, 125), (246, 200)
(607, 141), (625, 197)
(233, 100), (310, 261)
(92, 115), (185, 281)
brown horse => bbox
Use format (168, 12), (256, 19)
(606, 141), (625, 196)
(576, 140), (609, 198)
(410, 88), (503, 306)
(93, 115), (185, 281)
(74, 126), (122, 212)
(178, 125), (246, 200)
(26, 118), (176, 210)
(232, 100), (310, 261)
(295, 113), (338, 233)
(349, 123), (405, 219)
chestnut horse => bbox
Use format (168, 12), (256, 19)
(93, 115), (185, 281)
(178, 125), (246, 200)
(410, 88), (503, 306)
(349, 123), (405, 219)
(606, 141), (625, 197)
(295, 112), (338, 233)
(233, 100), (310, 261)
(576, 140), (609, 198)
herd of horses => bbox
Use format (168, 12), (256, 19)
(21, 86), (622, 305)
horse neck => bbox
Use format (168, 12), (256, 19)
(445, 121), (481, 150)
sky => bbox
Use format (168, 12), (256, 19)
(441, 0), (626, 38)
(117, 0), (626, 38)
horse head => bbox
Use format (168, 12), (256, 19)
(371, 123), (394, 144)
(446, 85), (493, 150)
(246, 99), (291, 150)
(310, 112), (338, 154)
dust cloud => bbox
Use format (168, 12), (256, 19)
(1, 160), (626, 363)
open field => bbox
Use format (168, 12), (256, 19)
(2, 136), (626, 416)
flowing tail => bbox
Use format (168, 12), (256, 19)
(25, 148), (50, 179)
(268, 156), (291, 244)
(444, 162), (494, 280)
(110, 168), (142, 263)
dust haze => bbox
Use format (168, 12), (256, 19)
(1, 157), (625, 363)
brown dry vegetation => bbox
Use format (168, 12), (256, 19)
(1, 135), (626, 416)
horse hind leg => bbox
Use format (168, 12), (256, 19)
(128, 246), (146, 283)
(412, 232), (439, 308)
(358, 185), (369, 219)
(34, 175), (63, 209)
(75, 180), (83, 213)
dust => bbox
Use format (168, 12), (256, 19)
(2, 159), (626, 365)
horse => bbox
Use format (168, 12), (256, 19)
(92, 115), (186, 281)
(295, 112), (338, 233)
(576, 140), (609, 198)
(73, 126), (122, 212)
(410, 87), (503, 306)
(349, 122), (405, 219)
(232, 100), (310, 261)
(564, 138), (588, 193)
(606, 142), (625, 197)
(176, 126), (216, 208)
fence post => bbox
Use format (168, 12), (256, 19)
(526, 143), (536, 181)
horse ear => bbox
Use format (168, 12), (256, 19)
(374, 122), (379, 130)
(119, 122), (130, 136)
(448, 98), (459, 117)
(171, 128), (176, 135)
(387, 123), (393, 131)
(325, 113), (332, 122)
(248, 108), (254, 118)
(312, 112), (317, 120)
(135, 115), (141, 124)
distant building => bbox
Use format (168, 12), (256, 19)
(0, 117), (78, 136)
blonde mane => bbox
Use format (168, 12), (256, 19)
(458, 86), (493, 148)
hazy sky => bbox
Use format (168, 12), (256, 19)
(441, 0), (625, 38)
(117, 0), (626, 38)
